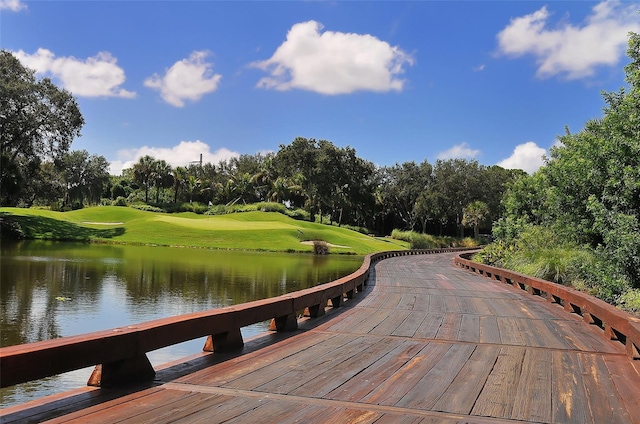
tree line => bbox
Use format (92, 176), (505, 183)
(1, 49), (522, 237)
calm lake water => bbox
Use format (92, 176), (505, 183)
(0, 240), (363, 408)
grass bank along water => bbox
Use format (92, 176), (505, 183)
(0, 207), (409, 255)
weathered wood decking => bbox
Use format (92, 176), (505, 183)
(3, 252), (640, 423)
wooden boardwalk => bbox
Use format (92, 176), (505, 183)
(3, 252), (640, 423)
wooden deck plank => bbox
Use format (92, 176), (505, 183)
(479, 315), (501, 344)
(496, 317), (526, 346)
(428, 294), (446, 314)
(369, 309), (412, 335)
(44, 387), (193, 424)
(457, 314), (480, 343)
(471, 347), (526, 419)
(115, 392), (233, 424)
(510, 348), (552, 423)
(431, 345), (501, 414)
(325, 339), (424, 402)
(396, 293), (419, 310)
(602, 354), (640, 420)
(395, 343), (476, 410)
(222, 334), (360, 391)
(392, 310), (430, 338)
(434, 312), (462, 341)
(288, 336), (403, 398)
(252, 336), (378, 394)
(551, 350), (590, 423)
(179, 331), (338, 386)
(413, 313), (445, 339)
(580, 353), (633, 423)
(361, 342), (452, 405)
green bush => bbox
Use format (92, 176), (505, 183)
(285, 208), (310, 221)
(619, 289), (640, 314)
(390, 229), (476, 249)
(256, 202), (287, 213)
(111, 196), (127, 206)
(312, 240), (329, 255)
(130, 203), (165, 213)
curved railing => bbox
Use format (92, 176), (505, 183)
(454, 252), (640, 360)
(0, 247), (469, 390)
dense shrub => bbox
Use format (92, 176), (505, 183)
(476, 224), (635, 312)
(111, 196), (127, 206)
(285, 208), (310, 221)
(312, 240), (329, 255)
(130, 203), (165, 213)
(391, 229), (477, 249)
(0, 215), (24, 239)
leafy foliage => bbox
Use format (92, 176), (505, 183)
(482, 33), (640, 312)
(1, 50), (84, 206)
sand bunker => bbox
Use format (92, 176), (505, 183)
(300, 240), (351, 249)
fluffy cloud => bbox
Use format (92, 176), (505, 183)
(252, 20), (414, 95)
(144, 51), (222, 107)
(496, 141), (547, 174)
(0, 0), (27, 11)
(496, 0), (640, 79)
(109, 140), (239, 176)
(436, 143), (481, 160)
(13, 49), (136, 98)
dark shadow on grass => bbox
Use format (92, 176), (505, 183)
(11, 215), (125, 241)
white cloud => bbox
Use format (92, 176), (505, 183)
(496, 0), (640, 79)
(251, 20), (414, 95)
(437, 143), (481, 160)
(144, 51), (222, 107)
(496, 141), (547, 174)
(473, 64), (486, 72)
(109, 140), (239, 175)
(13, 49), (136, 98)
(0, 0), (27, 11)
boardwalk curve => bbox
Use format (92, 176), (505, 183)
(3, 252), (640, 423)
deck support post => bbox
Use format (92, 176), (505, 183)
(346, 289), (355, 300)
(307, 303), (326, 318)
(87, 353), (155, 388)
(269, 313), (298, 332)
(203, 327), (244, 353)
(330, 295), (343, 308)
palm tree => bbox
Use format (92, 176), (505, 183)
(185, 175), (201, 203)
(132, 155), (155, 203)
(172, 166), (187, 203)
(151, 160), (173, 204)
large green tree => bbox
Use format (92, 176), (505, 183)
(497, 32), (640, 289)
(0, 50), (84, 206)
(60, 149), (110, 207)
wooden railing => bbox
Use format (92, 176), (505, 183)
(0, 247), (469, 390)
(455, 252), (640, 360)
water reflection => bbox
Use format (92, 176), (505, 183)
(0, 240), (362, 407)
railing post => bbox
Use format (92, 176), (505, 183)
(269, 313), (298, 332)
(87, 353), (155, 388)
(203, 327), (244, 353)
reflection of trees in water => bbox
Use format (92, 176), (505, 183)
(119, 253), (360, 308)
(1, 242), (361, 348)
(1, 254), (106, 347)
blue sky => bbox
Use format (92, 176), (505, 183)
(2, 0), (639, 175)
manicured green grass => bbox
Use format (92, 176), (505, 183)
(0, 207), (409, 255)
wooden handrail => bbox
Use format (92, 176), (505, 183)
(454, 252), (640, 360)
(0, 247), (470, 389)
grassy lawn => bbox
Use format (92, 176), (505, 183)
(0, 206), (409, 255)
